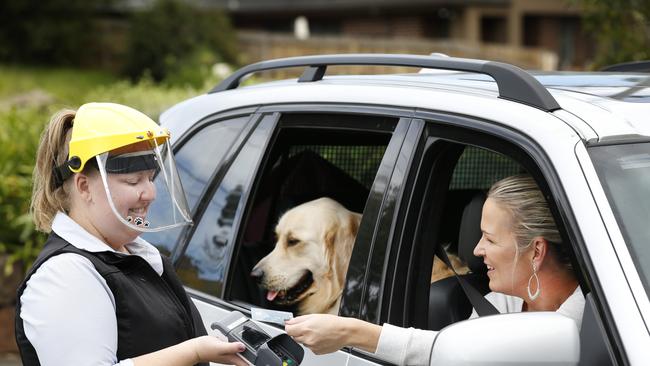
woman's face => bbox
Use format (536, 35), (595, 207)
(473, 197), (531, 297)
(86, 168), (156, 247)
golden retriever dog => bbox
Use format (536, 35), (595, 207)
(251, 197), (470, 315)
(251, 197), (361, 315)
(430, 254), (470, 282)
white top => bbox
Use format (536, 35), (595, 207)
(374, 286), (585, 366)
(19, 212), (164, 366)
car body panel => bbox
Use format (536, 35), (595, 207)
(163, 73), (650, 144)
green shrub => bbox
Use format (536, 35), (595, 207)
(0, 65), (117, 103)
(124, 0), (238, 87)
(0, 108), (50, 275)
(578, 0), (650, 68)
(0, 66), (207, 276)
(0, 0), (113, 66)
(84, 77), (202, 119)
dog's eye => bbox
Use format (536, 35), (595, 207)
(287, 238), (300, 246)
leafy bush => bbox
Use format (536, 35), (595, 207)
(0, 65), (117, 103)
(124, 0), (238, 87)
(0, 0), (113, 66)
(578, 0), (650, 68)
(0, 108), (49, 275)
(0, 66), (208, 276)
(84, 77), (201, 119)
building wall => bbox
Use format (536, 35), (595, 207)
(230, 0), (591, 69)
(236, 31), (558, 72)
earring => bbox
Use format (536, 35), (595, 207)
(527, 262), (541, 301)
(126, 216), (133, 223)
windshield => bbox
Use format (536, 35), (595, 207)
(589, 142), (650, 293)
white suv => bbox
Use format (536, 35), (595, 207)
(143, 54), (650, 365)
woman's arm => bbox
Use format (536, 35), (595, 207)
(284, 314), (382, 354)
(285, 314), (437, 366)
(131, 336), (247, 366)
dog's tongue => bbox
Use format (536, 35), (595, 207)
(266, 290), (278, 301)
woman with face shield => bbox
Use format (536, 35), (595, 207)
(16, 103), (247, 366)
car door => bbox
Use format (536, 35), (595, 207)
(363, 109), (621, 364)
(166, 106), (416, 365)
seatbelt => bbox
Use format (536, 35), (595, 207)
(435, 245), (499, 316)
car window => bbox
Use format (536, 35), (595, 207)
(142, 116), (250, 256)
(227, 113), (398, 316)
(589, 142), (650, 295)
(388, 134), (569, 332)
(174, 115), (276, 296)
(427, 145), (527, 330)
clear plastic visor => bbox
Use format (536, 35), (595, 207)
(96, 139), (192, 232)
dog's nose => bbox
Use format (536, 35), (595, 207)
(250, 267), (264, 283)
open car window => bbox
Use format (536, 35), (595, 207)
(228, 113), (397, 316)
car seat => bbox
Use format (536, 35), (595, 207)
(427, 191), (491, 330)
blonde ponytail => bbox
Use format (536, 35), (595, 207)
(31, 109), (76, 232)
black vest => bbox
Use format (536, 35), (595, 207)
(15, 232), (208, 365)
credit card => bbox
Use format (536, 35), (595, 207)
(251, 307), (294, 325)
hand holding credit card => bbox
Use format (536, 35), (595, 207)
(251, 307), (294, 325)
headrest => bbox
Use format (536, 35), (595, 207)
(458, 191), (486, 273)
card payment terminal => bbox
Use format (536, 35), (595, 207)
(211, 311), (304, 366)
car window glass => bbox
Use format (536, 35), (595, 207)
(590, 142), (650, 296)
(141, 117), (249, 256)
(229, 114), (397, 316)
(175, 115), (275, 297)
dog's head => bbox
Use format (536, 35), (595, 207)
(251, 197), (361, 314)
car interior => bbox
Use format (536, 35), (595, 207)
(415, 144), (528, 330)
(217, 119), (587, 338)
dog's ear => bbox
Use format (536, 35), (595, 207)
(347, 213), (361, 238)
(324, 224), (338, 278)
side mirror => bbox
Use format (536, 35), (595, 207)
(430, 312), (580, 366)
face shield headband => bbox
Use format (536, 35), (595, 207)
(95, 139), (192, 233)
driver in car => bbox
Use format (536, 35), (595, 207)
(285, 175), (584, 366)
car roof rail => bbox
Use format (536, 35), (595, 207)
(209, 53), (561, 112)
(600, 60), (650, 73)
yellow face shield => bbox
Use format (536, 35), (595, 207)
(53, 102), (192, 232)
(95, 139), (192, 232)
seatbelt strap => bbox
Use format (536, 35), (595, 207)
(435, 245), (499, 316)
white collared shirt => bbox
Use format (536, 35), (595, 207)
(374, 286), (585, 366)
(19, 212), (164, 366)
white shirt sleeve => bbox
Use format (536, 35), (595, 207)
(372, 288), (583, 366)
(373, 323), (437, 366)
(19, 253), (133, 366)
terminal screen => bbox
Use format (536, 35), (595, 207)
(241, 325), (271, 350)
